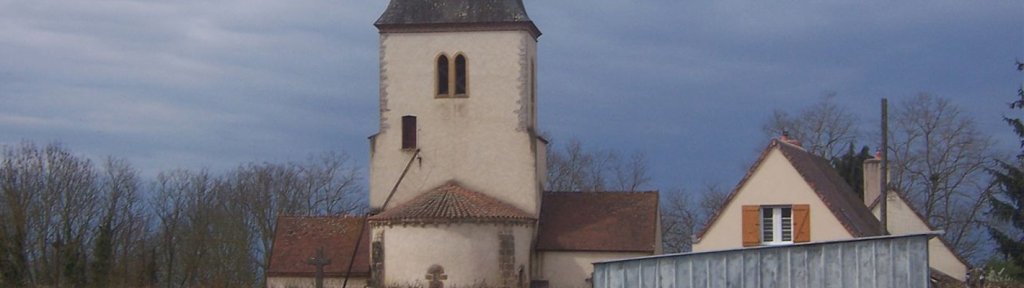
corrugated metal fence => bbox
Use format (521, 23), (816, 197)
(593, 233), (934, 288)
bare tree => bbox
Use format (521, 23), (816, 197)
(660, 190), (697, 253)
(0, 142), (44, 286)
(228, 152), (362, 282)
(613, 152), (651, 192)
(699, 183), (729, 218)
(888, 93), (996, 262)
(42, 144), (101, 286)
(91, 157), (141, 288)
(1, 141), (362, 287)
(151, 169), (192, 288)
(762, 93), (860, 159)
(90, 157), (154, 288)
(660, 183), (728, 253)
(1, 142), (103, 286)
(0, 142), (142, 287)
(546, 139), (650, 192)
(546, 140), (599, 191)
(201, 180), (256, 287)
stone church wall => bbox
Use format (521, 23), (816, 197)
(370, 29), (542, 216)
(374, 223), (532, 287)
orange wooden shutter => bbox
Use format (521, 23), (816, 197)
(741, 205), (760, 247)
(793, 204), (811, 243)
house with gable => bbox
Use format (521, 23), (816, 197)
(265, 0), (661, 287)
(862, 158), (969, 282)
(694, 136), (883, 251)
(694, 135), (968, 285)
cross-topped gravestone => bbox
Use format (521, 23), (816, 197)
(306, 246), (332, 288)
(425, 264), (447, 288)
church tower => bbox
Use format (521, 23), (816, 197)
(266, 2), (657, 286)
(366, 0), (545, 286)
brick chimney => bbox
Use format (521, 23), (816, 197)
(862, 153), (883, 207)
(779, 131), (803, 148)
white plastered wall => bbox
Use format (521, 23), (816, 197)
(534, 251), (647, 288)
(370, 30), (542, 216)
(374, 223), (533, 287)
(534, 137), (547, 213)
(871, 195), (968, 281)
(693, 147), (854, 252)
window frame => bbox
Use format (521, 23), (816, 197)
(435, 52), (468, 98)
(436, 54), (450, 97)
(760, 205), (794, 245)
(453, 53), (468, 97)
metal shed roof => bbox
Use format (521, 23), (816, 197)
(593, 232), (937, 288)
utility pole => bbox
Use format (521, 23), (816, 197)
(880, 98), (889, 235)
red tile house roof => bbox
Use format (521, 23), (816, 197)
(536, 191), (659, 253)
(266, 216), (370, 278)
(697, 139), (882, 240)
(368, 181), (535, 225)
(774, 140), (882, 237)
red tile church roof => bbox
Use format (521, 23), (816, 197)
(266, 216), (369, 278)
(536, 191), (660, 253)
(368, 181), (535, 225)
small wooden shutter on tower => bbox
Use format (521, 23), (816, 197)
(793, 204), (811, 243)
(741, 205), (761, 247)
(401, 116), (416, 150)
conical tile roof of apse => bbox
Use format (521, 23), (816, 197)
(369, 181), (535, 225)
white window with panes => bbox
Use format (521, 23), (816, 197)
(761, 206), (793, 245)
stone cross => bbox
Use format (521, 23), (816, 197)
(306, 247), (332, 288)
(425, 265), (447, 288)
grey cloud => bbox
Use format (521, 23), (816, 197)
(0, 0), (1018, 193)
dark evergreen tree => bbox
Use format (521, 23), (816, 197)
(90, 213), (114, 288)
(986, 62), (1024, 280)
(831, 143), (872, 200)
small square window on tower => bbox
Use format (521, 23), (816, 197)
(402, 115), (417, 150)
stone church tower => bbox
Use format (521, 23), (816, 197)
(366, 0), (546, 286)
(265, 2), (660, 287)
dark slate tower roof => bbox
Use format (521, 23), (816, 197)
(375, 0), (540, 37)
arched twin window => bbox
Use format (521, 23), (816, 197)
(436, 54), (467, 97)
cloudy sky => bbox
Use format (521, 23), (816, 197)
(1, 0), (1021, 194)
